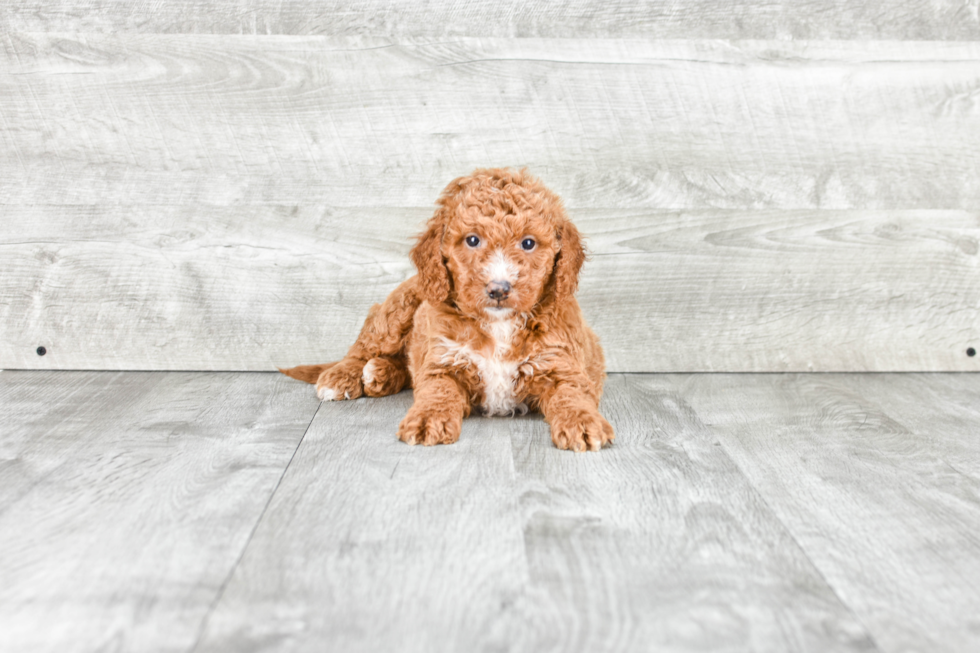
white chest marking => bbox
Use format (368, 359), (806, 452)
(438, 317), (527, 416)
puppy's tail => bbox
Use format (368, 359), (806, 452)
(277, 362), (337, 385)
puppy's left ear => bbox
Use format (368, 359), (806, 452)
(553, 216), (586, 303)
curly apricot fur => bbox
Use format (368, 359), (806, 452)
(280, 168), (613, 451)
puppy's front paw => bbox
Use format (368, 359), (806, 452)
(549, 407), (614, 452)
(397, 406), (462, 446)
(315, 358), (365, 401)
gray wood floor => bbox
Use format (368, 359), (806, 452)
(1, 370), (979, 652)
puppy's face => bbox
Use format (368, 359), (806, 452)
(411, 169), (585, 321)
(444, 211), (558, 320)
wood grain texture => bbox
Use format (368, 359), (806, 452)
(193, 388), (530, 652)
(4, 33), (979, 372)
(3, 206), (978, 372)
(2, 36), (979, 210)
(0, 370), (318, 653)
(680, 373), (980, 653)
(4, 371), (979, 651)
(499, 374), (876, 652)
(195, 374), (877, 652)
(2, 0), (979, 39)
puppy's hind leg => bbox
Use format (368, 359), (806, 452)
(279, 360), (361, 401)
(301, 277), (422, 401)
(361, 355), (411, 397)
(313, 358), (367, 401)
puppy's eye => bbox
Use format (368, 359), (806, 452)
(520, 238), (536, 251)
(465, 235), (481, 248)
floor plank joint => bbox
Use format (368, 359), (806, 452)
(189, 401), (323, 653)
(2, 371), (978, 652)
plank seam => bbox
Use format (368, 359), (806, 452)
(187, 399), (323, 653)
(708, 429), (886, 652)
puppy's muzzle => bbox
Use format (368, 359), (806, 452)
(486, 280), (511, 301)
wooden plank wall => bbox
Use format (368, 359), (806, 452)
(1, 2), (979, 372)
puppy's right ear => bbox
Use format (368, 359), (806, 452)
(410, 197), (454, 306)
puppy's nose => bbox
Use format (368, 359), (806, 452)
(486, 280), (511, 301)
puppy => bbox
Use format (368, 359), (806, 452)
(280, 168), (613, 452)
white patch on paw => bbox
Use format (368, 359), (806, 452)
(362, 359), (377, 385)
(317, 385), (337, 401)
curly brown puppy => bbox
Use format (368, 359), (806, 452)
(280, 168), (613, 452)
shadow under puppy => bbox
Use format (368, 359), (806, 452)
(280, 168), (613, 452)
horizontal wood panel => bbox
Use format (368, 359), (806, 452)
(3, 1), (979, 39)
(2, 36), (980, 209)
(3, 205), (977, 372)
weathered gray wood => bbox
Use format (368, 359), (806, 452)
(4, 370), (980, 651)
(680, 373), (980, 653)
(0, 204), (408, 372)
(3, 206), (978, 372)
(193, 389), (530, 652)
(584, 209), (980, 372)
(0, 370), (318, 653)
(195, 375), (877, 652)
(2, 0), (978, 39)
(2, 36), (979, 210)
(499, 374), (876, 652)
(4, 34), (978, 372)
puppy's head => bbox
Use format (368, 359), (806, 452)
(411, 168), (585, 320)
